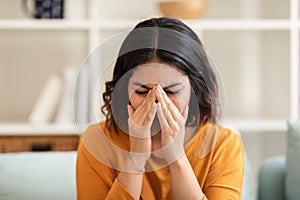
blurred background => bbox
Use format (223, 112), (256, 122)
(0, 0), (296, 199)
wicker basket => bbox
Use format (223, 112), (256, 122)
(158, 0), (208, 19)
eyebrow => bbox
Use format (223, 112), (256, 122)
(132, 82), (183, 90)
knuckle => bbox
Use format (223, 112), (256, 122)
(174, 124), (179, 132)
(145, 102), (152, 111)
(178, 119), (184, 126)
(166, 101), (172, 108)
(145, 116), (151, 123)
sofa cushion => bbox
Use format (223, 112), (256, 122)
(258, 156), (286, 200)
(0, 151), (77, 200)
(285, 121), (300, 200)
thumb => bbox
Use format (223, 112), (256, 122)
(127, 105), (134, 117)
(182, 105), (189, 121)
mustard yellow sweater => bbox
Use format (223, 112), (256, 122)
(76, 122), (244, 199)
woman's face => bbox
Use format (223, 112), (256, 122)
(128, 62), (191, 114)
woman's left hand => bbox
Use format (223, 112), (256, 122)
(155, 85), (189, 164)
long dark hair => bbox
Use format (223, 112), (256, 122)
(101, 17), (219, 133)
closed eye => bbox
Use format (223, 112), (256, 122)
(165, 90), (180, 95)
(135, 90), (179, 96)
(135, 90), (149, 96)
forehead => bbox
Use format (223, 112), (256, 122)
(129, 63), (186, 86)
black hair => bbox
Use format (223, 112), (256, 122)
(101, 17), (219, 133)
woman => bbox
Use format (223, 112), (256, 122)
(76, 17), (244, 200)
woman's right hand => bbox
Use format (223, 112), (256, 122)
(127, 89), (157, 166)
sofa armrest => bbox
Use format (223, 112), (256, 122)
(0, 151), (77, 200)
(258, 156), (286, 200)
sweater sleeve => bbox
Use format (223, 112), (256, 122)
(76, 141), (134, 200)
(203, 130), (244, 200)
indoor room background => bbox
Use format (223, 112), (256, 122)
(0, 0), (295, 199)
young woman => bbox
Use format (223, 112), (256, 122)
(76, 17), (244, 200)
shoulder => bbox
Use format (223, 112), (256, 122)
(78, 121), (130, 164)
(80, 121), (121, 147)
(78, 121), (106, 158)
(210, 125), (244, 154)
(81, 121), (107, 139)
(78, 121), (114, 164)
(217, 126), (243, 147)
(197, 126), (245, 198)
(195, 123), (244, 159)
(211, 125), (244, 164)
(77, 122), (123, 170)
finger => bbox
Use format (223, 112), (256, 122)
(182, 105), (189, 121)
(143, 103), (157, 126)
(149, 103), (157, 121)
(157, 85), (182, 122)
(132, 90), (156, 125)
(134, 89), (151, 113)
(135, 89), (155, 114)
(127, 105), (134, 117)
(156, 87), (177, 129)
(140, 96), (157, 126)
(157, 102), (168, 129)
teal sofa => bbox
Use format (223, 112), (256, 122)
(258, 121), (300, 200)
(0, 151), (77, 200)
(258, 156), (286, 200)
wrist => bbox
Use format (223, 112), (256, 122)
(130, 137), (151, 153)
(169, 153), (188, 169)
(122, 153), (148, 173)
(157, 144), (185, 165)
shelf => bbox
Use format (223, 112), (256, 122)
(0, 123), (78, 136)
(0, 19), (90, 30)
(0, 19), (295, 31)
(0, 119), (288, 136)
(187, 19), (291, 31)
(225, 119), (288, 133)
(0, 19), (137, 31)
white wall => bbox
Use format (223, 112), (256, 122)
(0, 0), (289, 198)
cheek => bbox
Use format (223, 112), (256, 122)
(168, 96), (181, 112)
(169, 89), (191, 113)
(129, 93), (145, 110)
(168, 94), (190, 113)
